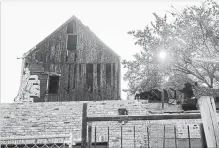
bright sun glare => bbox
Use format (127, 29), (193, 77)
(159, 51), (166, 60)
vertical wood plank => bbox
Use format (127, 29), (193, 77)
(67, 64), (71, 100)
(117, 61), (121, 100)
(199, 123), (207, 148)
(187, 125), (191, 148)
(81, 103), (87, 148)
(121, 126), (123, 148)
(110, 63), (113, 100)
(82, 64), (86, 101)
(72, 64), (76, 101)
(69, 133), (73, 148)
(69, 64), (74, 101)
(108, 126), (110, 148)
(101, 64), (106, 100)
(147, 126), (150, 148)
(78, 64), (83, 100)
(163, 125), (165, 148)
(88, 124), (92, 148)
(198, 96), (219, 148)
(114, 63), (118, 100)
(174, 125), (178, 148)
(134, 126), (136, 148)
(95, 126), (97, 148)
(75, 64), (79, 101)
(64, 64), (69, 101)
(93, 64), (97, 101)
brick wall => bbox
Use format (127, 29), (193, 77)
(1, 100), (218, 148)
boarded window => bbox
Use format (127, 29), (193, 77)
(86, 64), (93, 92)
(106, 63), (111, 84)
(67, 20), (76, 34)
(97, 64), (101, 94)
(48, 75), (59, 94)
(67, 35), (77, 51)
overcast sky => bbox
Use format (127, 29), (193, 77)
(1, 0), (203, 103)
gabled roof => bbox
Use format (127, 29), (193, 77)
(22, 15), (120, 59)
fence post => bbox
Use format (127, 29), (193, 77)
(88, 123), (92, 148)
(198, 96), (219, 148)
(81, 103), (88, 148)
(69, 133), (73, 148)
(199, 123), (207, 148)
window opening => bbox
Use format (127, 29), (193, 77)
(48, 75), (59, 94)
(67, 35), (77, 51)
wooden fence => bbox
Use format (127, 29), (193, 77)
(81, 96), (219, 148)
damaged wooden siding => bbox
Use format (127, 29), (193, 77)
(17, 16), (120, 103)
(14, 66), (41, 103)
(21, 26), (67, 102)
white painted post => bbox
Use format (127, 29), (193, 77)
(69, 133), (73, 148)
(198, 96), (219, 148)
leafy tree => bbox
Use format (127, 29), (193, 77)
(123, 0), (219, 94)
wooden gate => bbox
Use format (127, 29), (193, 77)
(81, 96), (219, 148)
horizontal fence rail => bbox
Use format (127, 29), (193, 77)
(1, 134), (73, 148)
(86, 113), (202, 122)
(1, 134), (72, 141)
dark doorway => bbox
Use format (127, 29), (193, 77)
(48, 75), (59, 94)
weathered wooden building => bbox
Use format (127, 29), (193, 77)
(14, 15), (121, 102)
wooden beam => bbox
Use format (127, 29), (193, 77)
(198, 96), (219, 148)
(81, 103), (88, 148)
(87, 113), (201, 122)
(164, 110), (219, 114)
